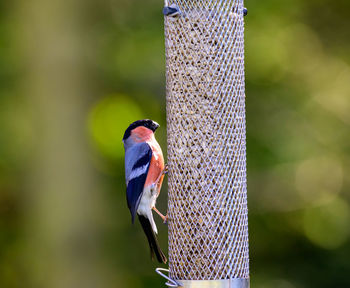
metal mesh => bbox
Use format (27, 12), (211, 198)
(165, 0), (249, 281)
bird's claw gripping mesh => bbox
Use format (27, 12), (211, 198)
(165, 0), (249, 282)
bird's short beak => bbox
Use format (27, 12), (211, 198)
(153, 121), (160, 131)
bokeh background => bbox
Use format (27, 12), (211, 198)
(0, 0), (349, 287)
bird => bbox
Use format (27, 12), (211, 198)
(123, 119), (168, 264)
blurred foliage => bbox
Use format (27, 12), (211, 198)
(88, 94), (145, 161)
(0, 0), (349, 287)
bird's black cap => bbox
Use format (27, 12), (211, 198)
(123, 119), (160, 140)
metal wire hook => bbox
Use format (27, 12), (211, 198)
(156, 268), (182, 287)
(243, 7), (248, 16)
(163, 3), (181, 17)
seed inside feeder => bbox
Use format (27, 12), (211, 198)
(165, 5), (249, 281)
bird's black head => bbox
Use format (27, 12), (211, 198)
(123, 119), (160, 140)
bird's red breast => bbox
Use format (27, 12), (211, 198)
(145, 141), (164, 193)
(130, 125), (164, 193)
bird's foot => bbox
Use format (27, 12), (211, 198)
(163, 214), (168, 225)
(163, 164), (168, 175)
(153, 165), (168, 188)
(153, 207), (168, 224)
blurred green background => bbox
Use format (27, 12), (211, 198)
(0, 0), (349, 287)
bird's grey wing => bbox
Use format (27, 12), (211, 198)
(124, 143), (152, 182)
(124, 143), (153, 223)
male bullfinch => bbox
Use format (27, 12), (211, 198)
(123, 119), (168, 264)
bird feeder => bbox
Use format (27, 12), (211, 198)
(163, 0), (249, 287)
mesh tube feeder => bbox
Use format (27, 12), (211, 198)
(163, 0), (249, 287)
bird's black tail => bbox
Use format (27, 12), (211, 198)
(138, 214), (167, 264)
